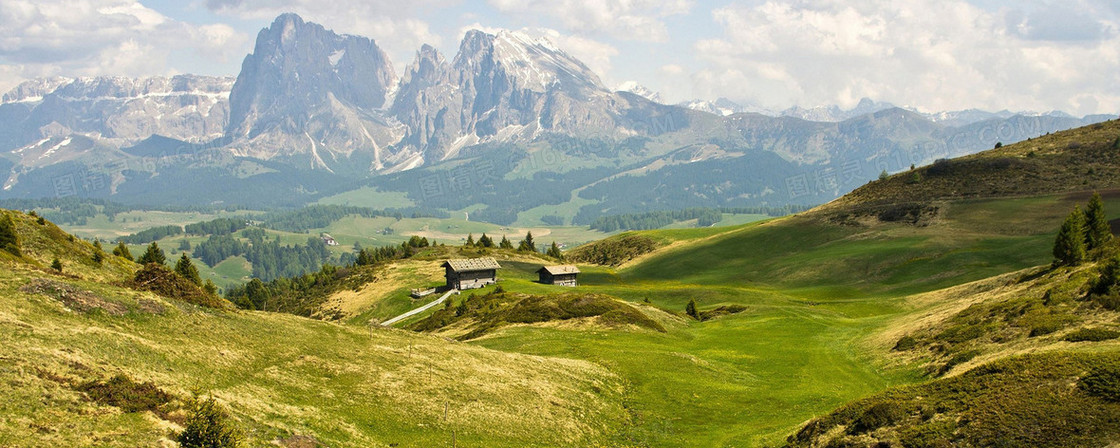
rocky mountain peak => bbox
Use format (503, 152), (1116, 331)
(226, 13), (397, 139)
(453, 29), (605, 94)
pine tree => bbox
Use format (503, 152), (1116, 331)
(0, 214), (20, 257)
(518, 232), (536, 252)
(137, 242), (166, 265)
(112, 242), (132, 260)
(179, 239), (192, 251)
(546, 241), (563, 259)
(51, 258), (62, 272)
(879, 169), (889, 181)
(465, 233), (475, 247)
(456, 296), (469, 317)
(499, 235), (513, 249)
(1054, 207), (1087, 266)
(1086, 192), (1113, 251)
(175, 253), (202, 285)
(176, 395), (244, 448)
(91, 240), (104, 264)
(244, 278), (270, 310)
(478, 233), (494, 248)
(203, 279), (218, 296)
(686, 299), (699, 320)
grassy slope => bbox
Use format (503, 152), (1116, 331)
(783, 351), (1120, 448)
(0, 215), (630, 447)
(447, 122), (1120, 446)
(10, 121), (1120, 446)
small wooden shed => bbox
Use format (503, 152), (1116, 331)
(442, 258), (501, 290)
(537, 265), (580, 287)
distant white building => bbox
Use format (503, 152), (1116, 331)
(320, 233), (339, 246)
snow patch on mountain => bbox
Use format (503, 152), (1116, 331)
(617, 81), (663, 103)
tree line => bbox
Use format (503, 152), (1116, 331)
(193, 231), (332, 282)
(258, 205), (448, 232)
(117, 217), (251, 245)
(225, 237), (432, 314)
(587, 205), (813, 232)
(0, 197), (249, 226)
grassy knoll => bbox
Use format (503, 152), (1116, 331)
(0, 220), (630, 447)
(619, 192), (1120, 299)
(784, 352), (1120, 448)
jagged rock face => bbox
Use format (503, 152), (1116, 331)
(0, 75), (232, 152)
(225, 13), (400, 174)
(392, 30), (627, 162)
(389, 45), (450, 153)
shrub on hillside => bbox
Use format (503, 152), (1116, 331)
(1064, 328), (1120, 342)
(78, 375), (173, 414)
(893, 335), (919, 351)
(698, 304), (748, 321)
(938, 350), (981, 376)
(1091, 256), (1120, 310)
(1080, 367), (1120, 402)
(567, 234), (659, 267)
(0, 214), (20, 257)
(177, 395), (244, 448)
(130, 263), (227, 309)
(849, 401), (904, 435)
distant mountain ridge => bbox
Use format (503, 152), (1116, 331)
(0, 13), (1114, 218)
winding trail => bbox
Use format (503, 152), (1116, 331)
(380, 289), (458, 327)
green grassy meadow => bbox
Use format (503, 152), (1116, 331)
(360, 190), (1120, 446)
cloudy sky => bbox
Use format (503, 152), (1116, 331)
(1, 0), (1118, 115)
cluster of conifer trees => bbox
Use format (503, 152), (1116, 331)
(1053, 192), (1113, 266)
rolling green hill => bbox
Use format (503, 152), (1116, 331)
(0, 211), (630, 447)
(5, 119), (1120, 447)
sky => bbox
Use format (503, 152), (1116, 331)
(0, 0), (1117, 115)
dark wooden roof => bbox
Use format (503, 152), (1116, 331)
(537, 265), (580, 275)
(442, 258), (502, 272)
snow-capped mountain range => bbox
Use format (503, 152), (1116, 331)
(0, 13), (1113, 209)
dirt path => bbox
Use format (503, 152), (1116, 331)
(380, 289), (458, 326)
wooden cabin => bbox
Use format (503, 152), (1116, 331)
(442, 258), (501, 290)
(537, 265), (580, 287)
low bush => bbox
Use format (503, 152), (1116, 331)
(77, 375), (173, 414)
(129, 263), (228, 309)
(1080, 367), (1120, 402)
(699, 304), (748, 321)
(1064, 328), (1120, 342)
(567, 234), (659, 267)
(893, 335), (919, 351)
(849, 401), (904, 435)
(938, 350), (981, 376)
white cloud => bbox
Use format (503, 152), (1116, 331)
(487, 0), (693, 42)
(0, 0), (249, 91)
(659, 64), (684, 76)
(686, 0), (1120, 114)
